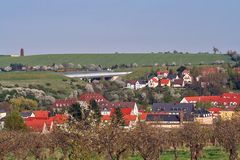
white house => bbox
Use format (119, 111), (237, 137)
(183, 74), (192, 84)
(126, 80), (147, 90)
(0, 109), (6, 119)
(21, 112), (35, 119)
(148, 77), (159, 88)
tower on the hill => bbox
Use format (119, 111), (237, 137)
(20, 48), (24, 56)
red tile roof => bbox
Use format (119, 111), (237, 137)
(208, 107), (223, 114)
(25, 117), (53, 132)
(151, 77), (159, 83)
(110, 107), (132, 116)
(34, 110), (49, 119)
(53, 98), (78, 108)
(79, 92), (107, 103)
(160, 79), (170, 85)
(139, 112), (147, 121)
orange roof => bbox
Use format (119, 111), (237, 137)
(52, 114), (69, 124)
(139, 112), (147, 121)
(183, 96), (221, 103)
(160, 79), (170, 85)
(151, 77), (159, 83)
(110, 107), (132, 116)
(25, 117), (53, 132)
(101, 115), (111, 121)
(34, 110), (49, 118)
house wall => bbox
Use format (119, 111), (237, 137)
(0, 112), (6, 119)
(220, 111), (235, 120)
(195, 117), (213, 125)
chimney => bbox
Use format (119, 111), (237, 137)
(179, 111), (184, 125)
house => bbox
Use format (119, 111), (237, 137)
(126, 80), (146, 90)
(148, 77), (159, 88)
(0, 109), (7, 119)
(0, 119), (4, 130)
(79, 92), (108, 103)
(25, 117), (54, 133)
(34, 110), (50, 119)
(160, 79), (171, 87)
(219, 109), (235, 120)
(182, 74), (192, 84)
(53, 98), (78, 112)
(145, 112), (192, 128)
(180, 93), (240, 107)
(101, 107), (138, 128)
(21, 111), (35, 119)
(172, 79), (185, 88)
(157, 70), (169, 79)
(180, 96), (221, 105)
(152, 103), (194, 116)
(0, 109), (7, 130)
(182, 69), (190, 76)
(111, 102), (139, 115)
(194, 109), (213, 125)
(24, 110), (68, 133)
(208, 107), (223, 117)
(167, 74), (179, 81)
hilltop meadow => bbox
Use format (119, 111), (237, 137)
(0, 53), (234, 67)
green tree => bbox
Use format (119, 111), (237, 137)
(5, 110), (26, 130)
(90, 99), (102, 123)
(195, 102), (212, 110)
(68, 103), (83, 121)
(111, 107), (124, 126)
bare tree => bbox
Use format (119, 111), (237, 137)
(213, 47), (219, 54)
(180, 123), (211, 160)
(215, 119), (240, 160)
(95, 125), (129, 160)
(167, 128), (183, 160)
(129, 123), (167, 160)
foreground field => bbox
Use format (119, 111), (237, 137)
(129, 147), (229, 160)
(0, 53), (233, 67)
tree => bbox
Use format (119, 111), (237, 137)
(195, 102), (212, 110)
(213, 47), (219, 54)
(68, 103), (88, 121)
(129, 123), (166, 160)
(90, 99), (101, 123)
(215, 119), (240, 160)
(180, 123), (211, 160)
(167, 129), (183, 160)
(111, 107), (125, 126)
(4, 110), (26, 131)
(95, 125), (129, 160)
(9, 97), (38, 111)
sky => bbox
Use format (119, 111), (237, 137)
(0, 0), (240, 55)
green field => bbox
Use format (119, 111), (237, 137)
(0, 53), (233, 67)
(0, 71), (86, 98)
(128, 147), (229, 160)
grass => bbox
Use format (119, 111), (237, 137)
(0, 71), (86, 98)
(128, 147), (229, 160)
(0, 53), (233, 67)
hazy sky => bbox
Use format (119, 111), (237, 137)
(1, 0), (240, 55)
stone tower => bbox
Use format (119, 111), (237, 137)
(20, 48), (24, 56)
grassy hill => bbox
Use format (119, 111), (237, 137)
(0, 53), (233, 67)
(0, 71), (86, 98)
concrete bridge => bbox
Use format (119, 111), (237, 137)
(64, 71), (132, 81)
